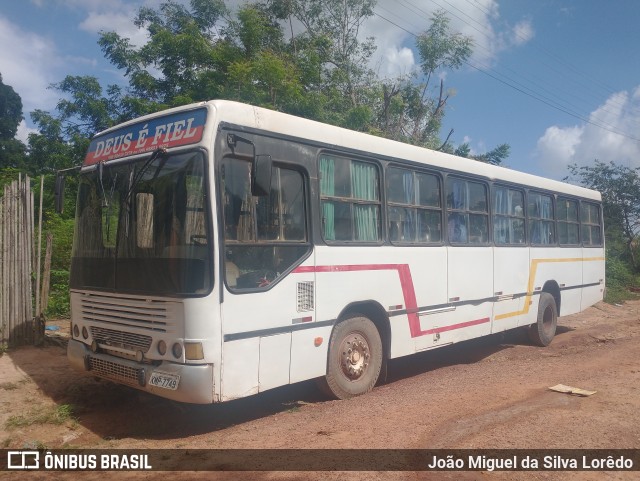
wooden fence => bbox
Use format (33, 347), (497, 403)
(0, 175), (37, 346)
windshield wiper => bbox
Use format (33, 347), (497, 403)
(114, 147), (167, 252)
(123, 147), (167, 207)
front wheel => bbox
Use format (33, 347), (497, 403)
(319, 316), (383, 400)
(528, 292), (558, 347)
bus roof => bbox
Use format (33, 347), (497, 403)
(89, 99), (601, 201)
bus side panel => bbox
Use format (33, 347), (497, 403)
(582, 247), (605, 310)
(220, 259), (315, 399)
(314, 246), (415, 359)
(438, 246), (493, 342)
(492, 246), (529, 332)
(290, 326), (333, 384)
(259, 333), (292, 392)
(528, 248), (583, 319)
(221, 338), (260, 400)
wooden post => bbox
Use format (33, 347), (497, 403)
(35, 175), (44, 318)
(40, 233), (53, 316)
(0, 185), (4, 346)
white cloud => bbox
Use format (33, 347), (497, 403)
(15, 120), (39, 144)
(379, 47), (415, 77)
(0, 15), (60, 114)
(511, 19), (534, 46)
(79, 10), (149, 48)
(535, 87), (640, 176)
(368, 0), (534, 76)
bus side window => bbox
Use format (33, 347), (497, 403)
(446, 177), (488, 245)
(581, 202), (602, 246)
(221, 157), (309, 290)
(387, 167), (442, 244)
(529, 192), (555, 245)
(494, 186), (525, 245)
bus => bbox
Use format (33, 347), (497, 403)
(61, 100), (605, 404)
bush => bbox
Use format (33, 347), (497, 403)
(605, 255), (638, 304)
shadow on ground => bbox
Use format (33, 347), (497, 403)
(5, 321), (570, 443)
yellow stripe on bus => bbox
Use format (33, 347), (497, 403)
(494, 256), (605, 321)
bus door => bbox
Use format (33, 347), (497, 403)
(218, 156), (316, 401)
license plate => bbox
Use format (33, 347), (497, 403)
(149, 371), (180, 390)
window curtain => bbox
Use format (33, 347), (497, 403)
(402, 171), (415, 240)
(351, 162), (379, 241)
(320, 156), (335, 240)
(532, 195), (553, 244)
(494, 188), (508, 244)
(451, 180), (466, 209)
(538, 196), (553, 244)
(448, 180), (467, 242)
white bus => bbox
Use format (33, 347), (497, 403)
(62, 100), (605, 403)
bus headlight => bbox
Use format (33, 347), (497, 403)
(82, 326), (89, 339)
(185, 342), (204, 360)
(172, 343), (183, 359)
(157, 340), (167, 356)
(73, 324), (79, 338)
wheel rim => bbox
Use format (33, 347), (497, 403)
(339, 332), (370, 381)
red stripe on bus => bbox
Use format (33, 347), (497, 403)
(421, 317), (490, 335)
(293, 264), (487, 338)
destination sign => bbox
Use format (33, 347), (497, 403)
(84, 108), (207, 165)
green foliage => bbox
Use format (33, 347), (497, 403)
(603, 253), (640, 304)
(5, 404), (75, 428)
(0, 2), (514, 318)
(416, 11), (473, 79)
(568, 161), (640, 271)
(0, 73), (27, 169)
(0, 73), (23, 140)
(568, 160), (640, 303)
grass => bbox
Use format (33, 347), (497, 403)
(604, 285), (640, 305)
(5, 404), (75, 429)
(0, 382), (19, 390)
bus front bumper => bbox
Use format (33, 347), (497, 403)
(67, 339), (215, 404)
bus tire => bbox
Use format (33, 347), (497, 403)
(528, 292), (558, 347)
(320, 315), (383, 400)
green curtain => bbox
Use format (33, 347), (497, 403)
(351, 162), (379, 241)
(320, 156), (335, 240)
(351, 161), (377, 200)
(354, 205), (379, 241)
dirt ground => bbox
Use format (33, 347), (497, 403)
(1, 300), (639, 481)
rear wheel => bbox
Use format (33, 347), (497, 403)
(528, 292), (558, 347)
(319, 315), (383, 399)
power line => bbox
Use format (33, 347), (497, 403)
(396, 0), (640, 127)
(372, 8), (640, 143)
(463, 0), (634, 108)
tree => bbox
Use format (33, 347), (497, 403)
(44, 1), (508, 165)
(374, 10), (473, 148)
(0, 73), (27, 169)
(568, 161), (640, 269)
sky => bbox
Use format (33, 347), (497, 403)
(1, 0), (639, 180)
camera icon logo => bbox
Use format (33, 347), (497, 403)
(7, 451), (40, 469)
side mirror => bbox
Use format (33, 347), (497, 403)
(251, 155), (272, 196)
(54, 174), (66, 213)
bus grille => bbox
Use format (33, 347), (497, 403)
(90, 327), (152, 353)
(88, 357), (144, 386)
(77, 293), (180, 333)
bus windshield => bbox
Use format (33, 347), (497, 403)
(70, 150), (211, 296)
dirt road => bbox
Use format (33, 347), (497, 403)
(1, 300), (639, 480)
